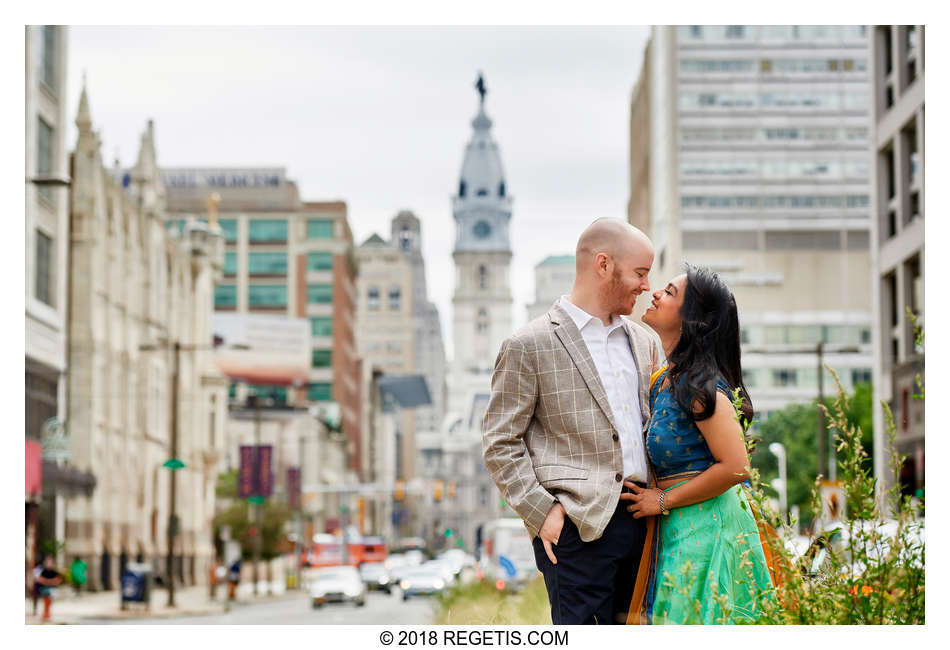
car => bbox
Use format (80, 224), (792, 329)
(404, 549), (425, 566)
(424, 559), (457, 585)
(399, 565), (447, 600)
(359, 561), (393, 593)
(309, 566), (367, 608)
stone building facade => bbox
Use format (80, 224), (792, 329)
(66, 87), (228, 590)
(870, 25), (925, 494)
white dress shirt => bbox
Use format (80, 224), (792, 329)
(559, 296), (648, 483)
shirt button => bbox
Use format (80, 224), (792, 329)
(615, 473), (622, 482)
(612, 434), (619, 442)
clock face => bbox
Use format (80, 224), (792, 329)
(473, 220), (492, 239)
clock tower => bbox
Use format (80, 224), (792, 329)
(449, 74), (513, 417)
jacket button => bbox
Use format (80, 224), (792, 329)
(615, 473), (622, 482)
(612, 434), (619, 442)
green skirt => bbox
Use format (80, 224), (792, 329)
(652, 483), (775, 624)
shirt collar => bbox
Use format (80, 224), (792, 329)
(558, 296), (624, 333)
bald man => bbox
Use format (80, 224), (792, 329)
(482, 218), (663, 624)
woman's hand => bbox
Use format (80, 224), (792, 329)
(618, 481), (663, 518)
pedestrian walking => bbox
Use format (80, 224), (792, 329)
(227, 557), (241, 602)
(70, 556), (87, 596)
(35, 556), (63, 622)
(30, 560), (42, 616)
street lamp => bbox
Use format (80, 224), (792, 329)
(768, 442), (788, 521)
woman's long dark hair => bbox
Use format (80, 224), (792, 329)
(667, 264), (754, 428)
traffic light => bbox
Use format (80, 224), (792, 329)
(447, 481), (456, 499)
(444, 528), (454, 539)
(394, 479), (405, 501)
(434, 479), (444, 502)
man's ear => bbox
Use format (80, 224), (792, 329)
(595, 252), (611, 278)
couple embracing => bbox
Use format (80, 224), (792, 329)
(482, 218), (775, 625)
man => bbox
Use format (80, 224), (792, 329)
(483, 218), (662, 624)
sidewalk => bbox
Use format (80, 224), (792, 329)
(25, 581), (299, 625)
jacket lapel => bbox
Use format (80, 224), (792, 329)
(621, 317), (652, 428)
(549, 305), (619, 434)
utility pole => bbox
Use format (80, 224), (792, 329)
(250, 393), (262, 595)
(167, 341), (180, 608)
(817, 341), (825, 482)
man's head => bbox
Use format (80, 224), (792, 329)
(573, 218), (654, 316)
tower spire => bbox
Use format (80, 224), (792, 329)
(75, 74), (92, 135)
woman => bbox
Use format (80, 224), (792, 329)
(622, 264), (774, 624)
(35, 555), (63, 622)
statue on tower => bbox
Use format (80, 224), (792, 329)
(475, 72), (487, 106)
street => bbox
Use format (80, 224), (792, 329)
(79, 590), (437, 625)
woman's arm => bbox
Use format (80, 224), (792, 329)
(622, 390), (749, 517)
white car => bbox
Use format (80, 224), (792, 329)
(400, 565), (447, 600)
(359, 561), (393, 593)
(309, 566), (366, 608)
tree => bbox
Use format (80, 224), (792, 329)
(213, 470), (292, 560)
(751, 383), (874, 518)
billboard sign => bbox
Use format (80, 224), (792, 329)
(213, 313), (310, 386)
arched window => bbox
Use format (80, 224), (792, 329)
(476, 307), (489, 334)
(476, 188), (488, 197)
(478, 265), (488, 290)
(389, 286), (401, 310)
(459, 180), (466, 197)
(498, 181), (506, 197)
(399, 226), (411, 251)
(367, 286), (380, 310)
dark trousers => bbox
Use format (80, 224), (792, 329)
(532, 495), (647, 625)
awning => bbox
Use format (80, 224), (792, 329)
(41, 460), (97, 497)
(26, 440), (42, 499)
(377, 375), (432, 412)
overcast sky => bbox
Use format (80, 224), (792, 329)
(66, 25), (650, 360)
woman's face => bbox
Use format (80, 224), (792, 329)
(642, 273), (687, 334)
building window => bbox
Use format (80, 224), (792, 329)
(248, 284), (287, 308)
(307, 382), (333, 402)
(367, 286), (380, 310)
(459, 180), (466, 198)
(307, 251), (334, 271)
(311, 349), (332, 368)
(478, 265), (488, 290)
(689, 25), (702, 39)
(223, 251), (237, 276)
(307, 284), (333, 304)
(35, 230), (53, 306)
(388, 286), (401, 310)
(218, 218), (238, 243)
(852, 369), (873, 386)
(772, 369), (798, 387)
(41, 26), (56, 91)
(476, 307), (489, 334)
(248, 385), (287, 406)
(498, 181), (506, 197)
(398, 227), (411, 251)
(248, 252), (287, 276)
(248, 219), (287, 243)
(36, 117), (54, 201)
(215, 284), (237, 308)
(307, 219), (334, 239)
(724, 25), (745, 39)
(311, 317), (333, 337)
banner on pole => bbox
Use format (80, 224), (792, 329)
(239, 445), (257, 498)
(287, 467), (300, 510)
(258, 445), (273, 497)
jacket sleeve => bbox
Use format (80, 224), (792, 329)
(481, 336), (556, 538)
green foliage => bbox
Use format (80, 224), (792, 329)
(750, 383), (874, 519)
(212, 471), (292, 561)
(738, 364), (925, 624)
(436, 577), (551, 624)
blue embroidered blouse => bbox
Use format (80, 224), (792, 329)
(646, 367), (731, 481)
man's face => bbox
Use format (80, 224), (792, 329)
(605, 247), (653, 316)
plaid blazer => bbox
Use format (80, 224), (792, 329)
(482, 303), (663, 542)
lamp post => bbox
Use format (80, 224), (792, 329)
(769, 442), (788, 522)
